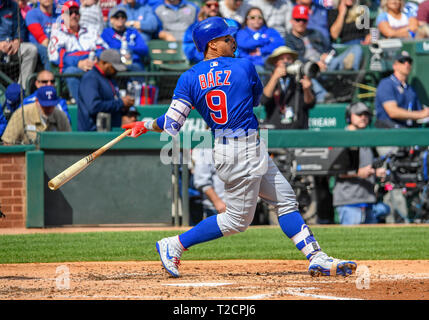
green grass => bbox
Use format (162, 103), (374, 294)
(0, 226), (428, 264)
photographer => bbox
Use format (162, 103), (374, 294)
(332, 102), (390, 225)
(261, 46), (316, 129)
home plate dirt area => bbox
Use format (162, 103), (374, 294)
(0, 260), (428, 300)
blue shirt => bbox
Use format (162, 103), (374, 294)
(375, 74), (422, 127)
(77, 65), (124, 131)
(172, 57), (263, 137)
(236, 25), (284, 67)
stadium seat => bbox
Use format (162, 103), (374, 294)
(147, 40), (191, 72)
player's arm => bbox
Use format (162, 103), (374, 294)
(122, 99), (192, 137)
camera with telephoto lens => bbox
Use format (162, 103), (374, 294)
(374, 146), (429, 187)
(285, 60), (320, 79)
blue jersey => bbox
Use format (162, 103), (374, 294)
(172, 57), (263, 137)
(375, 74), (422, 127)
(25, 8), (55, 45)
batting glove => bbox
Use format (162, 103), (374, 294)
(122, 121), (148, 137)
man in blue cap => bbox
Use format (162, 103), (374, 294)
(1, 86), (70, 145)
(0, 83), (22, 138)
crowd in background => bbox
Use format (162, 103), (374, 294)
(1, 0), (429, 225)
(0, 0), (428, 100)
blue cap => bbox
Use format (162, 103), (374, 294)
(36, 86), (59, 107)
(4, 83), (22, 109)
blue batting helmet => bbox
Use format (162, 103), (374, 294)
(192, 17), (238, 53)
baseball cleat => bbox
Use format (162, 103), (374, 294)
(156, 236), (183, 278)
(308, 252), (357, 277)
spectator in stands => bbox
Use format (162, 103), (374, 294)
(48, 1), (108, 103)
(0, 83), (23, 139)
(0, 0), (38, 91)
(22, 70), (71, 123)
(285, 5), (363, 102)
(285, 5), (363, 72)
(375, 51), (429, 128)
(154, 0), (199, 41)
(101, 7), (148, 72)
(121, 105), (140, 125)
(332, 102), (390, 225)
(78, 49), (135, 131)
(79, 0), (105, 36)
(377, 0), (418, 38)
(236, 7), (284, 71)
(296, 0), (331, 42)
(247, 0), (293, 38)
(261, 46), (316, 129)
(328, 0), (372, 45)
(25, 0), (57, 70)
(120, 0), (159, 43)
(417, 0), (429, 37)
(1, 86), (71, 145)
(219, 0), (250, 25)
(183, 0), (240, 64)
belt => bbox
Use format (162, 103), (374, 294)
(216, 133), (259, 145)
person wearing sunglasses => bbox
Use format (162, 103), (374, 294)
(48, 1), (108, 103)
(183, 0), (240, 64)
(21, 70), (71, 123)
(1, 86), (71, 145)
(235, 7), (284, 71)
(375, 51), (429, 129)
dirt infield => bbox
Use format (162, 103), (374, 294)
(1, 260), (428, 300)
(1, 227), (428, 300)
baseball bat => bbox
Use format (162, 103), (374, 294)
(48, 129), (132, 191)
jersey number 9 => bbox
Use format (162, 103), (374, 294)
(205, 90), (228, 125)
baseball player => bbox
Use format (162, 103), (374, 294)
(122, 17), (357, 278)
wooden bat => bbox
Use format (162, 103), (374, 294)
(48, 129), (132, 191)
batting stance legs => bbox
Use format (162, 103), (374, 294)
(156, 136), (357, 277)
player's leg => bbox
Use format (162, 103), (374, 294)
(258, 156), (357, 277)
(156, 136), (266, 277)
